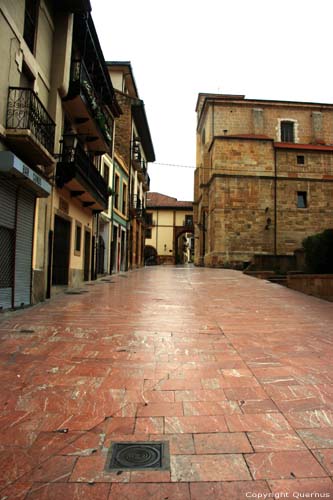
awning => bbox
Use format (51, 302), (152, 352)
(0, 151), (51, 197)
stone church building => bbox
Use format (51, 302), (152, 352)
(194, 93), (333, 267)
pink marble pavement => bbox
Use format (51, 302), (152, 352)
(0, 267), (333, 498)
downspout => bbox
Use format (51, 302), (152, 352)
(274, 146), (277, 256)
(202, 211), (206, 261)
(109, 159), (115, 275)
(94, 212), (99, 279)
(156, 209), (159, 263)
(212, 100), (215, 137)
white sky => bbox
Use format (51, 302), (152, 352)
(91, 0), (333, 201)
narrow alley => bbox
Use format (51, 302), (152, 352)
(1, 267), (333, 499)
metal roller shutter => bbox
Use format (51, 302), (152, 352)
(0, 180), (16, 309)
(14, 189), (35, 308)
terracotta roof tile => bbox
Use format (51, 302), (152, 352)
(146, 192), (193, 208)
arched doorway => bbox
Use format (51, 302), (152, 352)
(175, 229), (194, 264)
(144, 245), (158, 266)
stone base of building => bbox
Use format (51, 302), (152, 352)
(246, 254), (297, 274)
(159, 256), (175, 265)
(286, 274), (333, 302)
(202, 252), (253, 269)
(69, 269), (85, 288)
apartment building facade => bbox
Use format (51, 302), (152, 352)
(194, 93), (333, 268)
(110, 152), (129, 272)
(107, 61), (155, 270)
(0, 0), (120, 309)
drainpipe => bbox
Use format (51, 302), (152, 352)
(202, 211), (206, 262)
(274, 147), (277, 256)
(156, 210), (159, 263)
(109, 160), (115, 275)
(212, 100), (215, 137)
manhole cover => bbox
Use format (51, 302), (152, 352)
(65, 290), (88, 295)
(106, 442), (169, 471)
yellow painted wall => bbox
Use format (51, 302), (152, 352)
(175, 210), (190, 226)
(53, 189), (93, 271)
(157, 226), (173, 255)
(145, 208), (193, 258)
(35, 3), (54, 84)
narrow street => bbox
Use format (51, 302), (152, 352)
(1, 266), (333, 499)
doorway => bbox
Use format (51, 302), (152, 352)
(52, 215), (71, 285)
(84, 230), (91, 281)
(111, 225), (118, 273)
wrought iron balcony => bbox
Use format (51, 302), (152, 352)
(130, 194), (145, 220)
(56, 137), (109, 210)
(63, 59), (113, 153)
(143, 171), (150, 191)
(6, 87), (55, 166)
(137, 159), (146, 179)
(136, 160), (150, 191)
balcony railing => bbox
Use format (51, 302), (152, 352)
(56, 138), (109, 209)
(136, 160), (150, 190)
(6, 87), (55, 155)
(130, 194), (145, 219)
(67, 59), (113, 148)
(143, 171), (150, 191)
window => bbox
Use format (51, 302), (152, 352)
(24, 0), (39, 53)
(146, 212), (153, 226)
(103, 164), (110, 186)
(185, 214), (193, 227)
(297, 155), (305, 165)
(74, 222), (82, 255)
(114, 174), (120, 210)
(122, 183), (127, 215)
(20, 62), (35, 88)
(281, 121), (295, 142)
(297, 191), (307, 209)
(145, 228), (152, 239)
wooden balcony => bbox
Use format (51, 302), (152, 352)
(56, 137), (109, 210)
(63, 59), (113, 154)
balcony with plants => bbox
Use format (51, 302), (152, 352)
(63, 58), (114, 153)
(62, 12), (120, 154)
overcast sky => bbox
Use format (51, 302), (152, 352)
(91, 0), (333, 201)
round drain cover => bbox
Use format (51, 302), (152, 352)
(116, 444), (160, 468)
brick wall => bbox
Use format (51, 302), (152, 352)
(114, 91), (132, 166)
